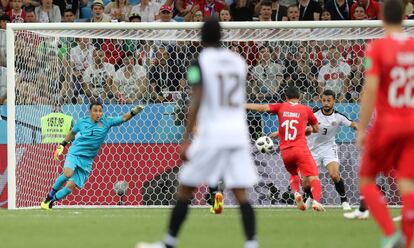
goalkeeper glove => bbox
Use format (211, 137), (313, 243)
(130, 105), (145, 116)
(54, 141), (67, 161)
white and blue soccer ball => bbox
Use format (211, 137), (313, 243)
(113, 181), (128, 196)
(255, 136), (274, 153)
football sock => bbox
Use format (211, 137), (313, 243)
(401, 193), (414, 247)
(334, 178), (348, 203)
(208, 186), (218, 205)
(359, 197), (367, 212)
(167, 199), (189, 239)
(240, 202), (256, 241)
(51, 174), (70, 195)
(310, 179), (322, 202)
(52, 186), (72, 202)
(361, 184), (395, 236)
(304, 187), (313, 199)
(289, 175), (300, 194)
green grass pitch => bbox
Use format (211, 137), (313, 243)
(0, 208), (401, 248)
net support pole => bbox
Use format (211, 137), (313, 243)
(7, 25), (17, 210)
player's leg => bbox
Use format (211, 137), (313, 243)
(232, 188), (258, 248)
(326, 161), (350, 210)
(399, 179), (414, 248)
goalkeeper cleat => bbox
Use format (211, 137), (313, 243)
(381, 231), (405, 248)
(135, 242), (166, 248)
(294, 192), (306, 211)
(341, 201), (352, 211)
(213, 192), (224, 214)
(40, 200), (53, 210)
(343, 209), (369, 220)
(312, 200), (326, 212)
(304, 197), (313, 210)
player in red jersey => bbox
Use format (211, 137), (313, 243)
(247, 86), (325, 211)
(358, 1), (414, 247)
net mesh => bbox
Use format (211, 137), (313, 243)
(11, 25), (407, 208)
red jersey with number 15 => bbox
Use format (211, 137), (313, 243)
(268, 102), (318, 150)
(365, 33), (414, 121)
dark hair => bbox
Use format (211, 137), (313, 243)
(260, 0), (272, 8)
(322, 89), (336, 99)
(201, 17), (221, 47)
(285, 86), (300, 99)
(24, 6), (35, 13)
(89, 100), (103, 110)
(63, 9), (76, 15)
(382, 0), (404, 25)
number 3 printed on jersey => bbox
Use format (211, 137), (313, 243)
(389, 67), (414, 107)
(281, 120), (298, 141)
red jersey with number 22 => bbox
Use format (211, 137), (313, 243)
(268, 102), (318, 150)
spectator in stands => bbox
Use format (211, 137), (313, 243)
(197, 0), (226, 18)
(7, 0), (26, 23)
(186, 9), (203, 21)
(294, 45), (318, 100)
(350, 0), (380, 20)
(286, 4), (299, 21)
(130, 0), (158, 22)
(324, 0), (353, 20)
(22, 0), (40, 9)
(129, 12), (141, 21)
(155, 4), (175, 22)
(35, 0), (61, 22)
(219, 7), (231, 21)
(230, 0), (254, 21)
(89, 0), (111, 22)
(0, 65), (5, 104)
(113, 52), (148, 103)
(320, 8), (332, 20)
(53, 0), (79, 17)
(0, 14), (8, 68)
(250, 46), (285, 100)
(270, 0), (287, 21)
(256, 0), (272, 21)
(278, 0), (296, 7)
(110, 7), (123, 22)
(62, 8), (76, 22)
(25, 7), (37, 22)
(405, 0), (413, 18)
(82, 48), (115, 103)
(345, 70), (362, 102)
(318, 48), (351, 101)
(102, 38), (124, 69)
(1, 0), (10, 12)
(105, 0), (131, 22)
(175, 0), (199, 19)
(298, 0), (321, 20)
(352, 4), (367, 20)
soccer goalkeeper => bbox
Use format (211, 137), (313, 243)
(40, 101), (144, 209)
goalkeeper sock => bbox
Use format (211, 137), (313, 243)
(167, 199), (189, 239)
(361, 184), (395, 236)
(401, 193), (414, 247)
(334, 178), (348, 203)
(240, 202), (256, 241)
(52, 186), (72, 202)
(51, 174), (70, 193)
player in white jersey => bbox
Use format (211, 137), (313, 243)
(306, 89), (357, 210)
(136, 18), (259, 248)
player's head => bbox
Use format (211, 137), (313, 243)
(382, 0), (404, 26)
(201, 17), (221, 48)
(284, 86), (300, 100)
(321, 89), (336, 112)
(89, 100), (103, 122)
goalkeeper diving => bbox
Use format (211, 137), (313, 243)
(41, 101), (144, 209)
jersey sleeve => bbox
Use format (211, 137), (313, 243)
(186, 60), (202, 87)
(107, 116), (124, 127)
(268, 103), (281, 114)
(72, 119), (81, 134)
(364, 41), (380, 77)
(338, 113), (352, 127)
(307, 107), (318, 125)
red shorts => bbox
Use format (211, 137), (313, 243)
(281, 146), (319, 177)
(359, 122), (414, 180)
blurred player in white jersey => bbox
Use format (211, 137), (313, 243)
(305, 89), (357, 210)
(136, 18), (259, 248)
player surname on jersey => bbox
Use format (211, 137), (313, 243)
(283, 112), (300, 118)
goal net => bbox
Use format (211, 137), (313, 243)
(7, 21), (413, 209)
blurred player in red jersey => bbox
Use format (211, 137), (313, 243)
(247, 86), (325, 212)
(358, 0), (414, 247)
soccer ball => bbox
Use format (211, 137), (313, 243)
(255, 136), (274, 153)
(113, 181), (128, 196)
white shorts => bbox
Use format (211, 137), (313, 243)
(311, 144), (339, 168)
(179, 142), (258, 189)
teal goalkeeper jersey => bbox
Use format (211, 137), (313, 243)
(68, 116), (124, 159)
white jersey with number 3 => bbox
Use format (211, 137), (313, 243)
(307, 109), (352, 151)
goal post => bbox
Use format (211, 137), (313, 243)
(7, 21), (414, 209)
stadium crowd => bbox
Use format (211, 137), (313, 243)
(0, 0), (413, 107)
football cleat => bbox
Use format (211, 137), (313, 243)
(135, 242), (165, 248)
(343, 209), (369, 220)
(294, 192), (306, 211)
(213, 192), (224, 214)
(40, 200), (53, 210)
(341, 201), (352, 211)
(304, 197), (313, 210)
(392, 215), (402, 222)
(381, 231), (405, 248)
(312, 200), (326, 212)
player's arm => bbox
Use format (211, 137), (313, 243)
(307, 107), (320, 133)
(122, 105), (145, 122)
(54, 130), (76, 160)
(350, 121), (358, 130)
(246, 103), (271, 112)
